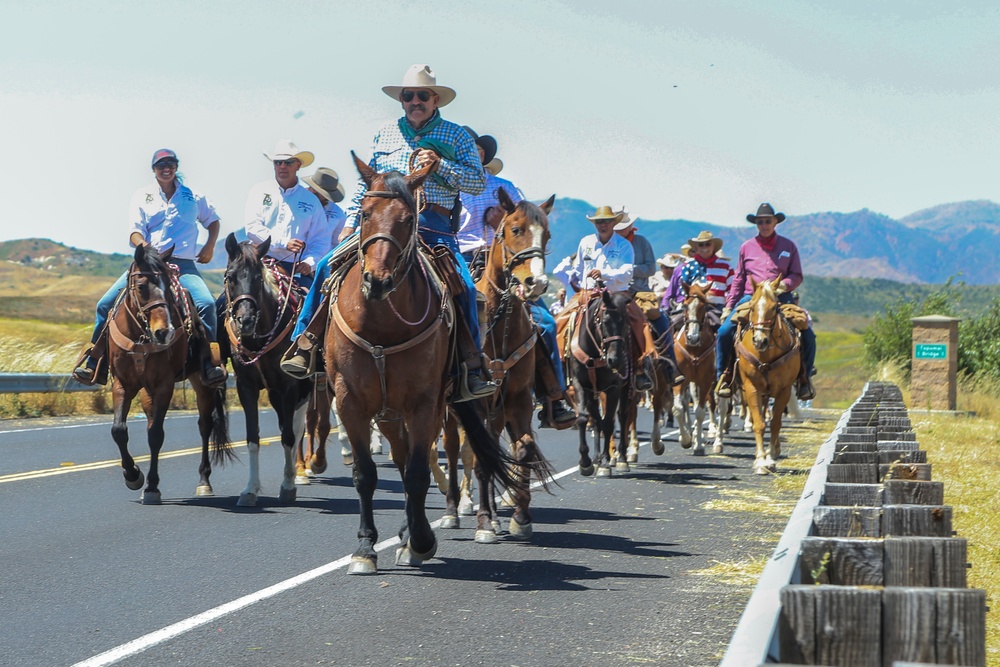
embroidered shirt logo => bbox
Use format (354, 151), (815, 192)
(263, 194), (272, 207)
(296, 201), (314, 213)
(146, 194), (154, 203)
(779, 250), (790, 259)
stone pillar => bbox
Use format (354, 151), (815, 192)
(910, 315), (960, 410)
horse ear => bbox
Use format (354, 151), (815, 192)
(773, 275), (788, 294)
(404, 158), (436, 191)
(256, 236), (272, 259)
(225, 232), (241, 259)
(497, 187), (516, 214)
(602, 289), (613, 306)
(160, 245), (174, 262)
(681, 281), (691, 293)
(352, 150), (377, 188)
(134, 244), (145, 264)
(539, 194), (556, 215)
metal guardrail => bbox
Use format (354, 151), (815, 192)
(0, 373), (235, 394)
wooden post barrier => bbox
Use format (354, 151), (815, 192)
(720, 382), (987, 667)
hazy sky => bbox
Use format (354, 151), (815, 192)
(2, 0), (998, 254)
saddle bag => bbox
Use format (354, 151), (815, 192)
(428, 244), (465, 298)
(779, 303), (810, 331)
(632, 291), (662, 320)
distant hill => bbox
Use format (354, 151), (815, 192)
(0, 238), (132, 278)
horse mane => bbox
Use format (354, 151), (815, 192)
(230, 240), (279, 293)
(380, 170), (416, 214)
(139, 244), (170, 275)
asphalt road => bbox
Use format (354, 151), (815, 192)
(0, 406), (829, 667)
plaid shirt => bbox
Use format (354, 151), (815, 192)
(457, 173), (524, 254)
(344, 115), (485, 231)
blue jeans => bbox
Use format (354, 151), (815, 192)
(528, 300), (566, 389)
(716, 294), (815, 378)
(91, 259), (217, 342)
(292, 211), (482, 352)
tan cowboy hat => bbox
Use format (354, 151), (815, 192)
(657, 253), (683, 268)
(687, 230), (723, 254)
(587, 205), (623, 223)
(747, 202), (786, 224)
(680, 243), (692, 257)
(382, 64), (457, 107)
(301, 167), (345, 203)
(262, 139), (314, 169)
(484, 157), (503, 175)
(613, 207), (635, 231)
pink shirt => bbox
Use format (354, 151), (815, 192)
(725, 235), (803, 308)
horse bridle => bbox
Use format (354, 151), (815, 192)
(357, 189), (419, 296)
(586, 295), (629, 377)
(493, 212), (545, 283)
(224, 258), (297, 364)
(125, 265), (187, 338)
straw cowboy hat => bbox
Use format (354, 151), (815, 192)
(747, 202), (786, 224)
(680, 243), (692, 257)
(262, 139), (314, 169)
(382, 64), (457, 107)
(657, 253), (683, 269)
(301, 167), (345, 203)
(484, 157), (503, 175)
(687, 230), (724, 254)
(462, 126), (498, 165)
(613, 207), (636, 231)
(587, 205), (624, 223)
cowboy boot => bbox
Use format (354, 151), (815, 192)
(635, 355), (655, 392)
(451, 315), (496, 403)
(795, 367), (816, 401)
(72, 330), (109, 386)
(653, 330), (685, 386)
(281, 297), (330, 379)
(533, 345), (576, 429)
(201, 341), (228, 387)
(715, 368), (734, 398)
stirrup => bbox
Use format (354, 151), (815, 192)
(715, 374), (732, 398)
(72, 349), (106, 386)
(280, 334), (318, 379)
(796, 377), (816, 401)
(451, 363), (496, 403)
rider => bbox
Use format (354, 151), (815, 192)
(245, 140), (327, 290)
(715, 203), (816, 401)
(660, 245), (690, 316)
(458, 126), (575, 428)
(72, 149), (227, 386)
(614, 210), (683, 385)
(673, 230), (732, 332)
(561, 206), (657, 392)
(280, 64), (495, 402)
(301, 166), (348, 254)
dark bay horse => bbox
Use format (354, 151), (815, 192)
(107, 244), (232, 504)
(671, 282), (718, 456)
(568, 289), (633, 477)
(219, 233), (312, 505)
(732, 276), (800, 474)
(325, 154), (520, 575)
(440, 189), (556, 544)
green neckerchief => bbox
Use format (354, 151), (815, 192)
(398, 111), (456, 191)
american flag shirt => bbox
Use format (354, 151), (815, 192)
(678, 255), (733, 308)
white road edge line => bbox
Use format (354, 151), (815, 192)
(72, 428), (680, 667)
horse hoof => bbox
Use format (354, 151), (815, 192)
(680, 438), (692, 449)
(370, 442), (383, 456)
(309, 459), (327, 475)
(342, 455), (354, 467)
(693, 446), (706, 457)
(626, 448), (638, 463)
(396, 538), (437, 566)
(278, 487), (297, 504)
(651, 440), (665, 456)
(237, 493), (258, 507)
(508, 518), (533, 540)
(294, 474), (310, 486)
(141, 490), (161, 505)
(124, 468), (144, 491)
(347, 557), (377, 575)
(615, 461), (630, 472)
(475, 529), (499, 544)
(195, 484), (214, 497)
(596, 466), (612, 478)
(579, 464), (595, 477)
(440, 515), (460, 530)
(458, 498), (475, 516)
(712, 443), (724, 455)
(491, 519), (503, 534)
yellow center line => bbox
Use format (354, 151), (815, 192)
(0, 437), (282, 484)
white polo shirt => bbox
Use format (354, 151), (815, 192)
(568, 232), (635, 293)
(128, 182), (219, 260)
(244, 180), (326, 269)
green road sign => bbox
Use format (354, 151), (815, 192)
(915, 343), (947, 360)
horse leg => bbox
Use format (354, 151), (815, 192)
(616, 390), (633, 472)
(278, 397), (307, 504)
(596, 390), (618, 477)
(458, 427), (477, 516)
(308, 376), (330, 475)
(768, 386), (793, 471)
(674, 383), (692, 448)
(294, 411), (310, 486)
(576, 388), (595, 476)
(650, 376), (664, 456)
(396, 414), (438, 566)
(237, 381), (263, 507)
(330, 396), (353, 466)
(192, 380), (216, 496)
(691, 384), (706, 457)
(745, 384), (770, 475)
(712, 394), (728, 455)
(111, 381), (143, 492)
(507, 390), (537, 539)
(439, 412), (461, 529)
(626, 398), (639, 464)
(342, 401), (380, 575)
(370, 421), (384, 456)
(139, 388), (171, 505)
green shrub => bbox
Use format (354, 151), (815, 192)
(861, 284), (959, 377)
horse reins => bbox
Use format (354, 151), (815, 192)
(225, 256), (299, 366)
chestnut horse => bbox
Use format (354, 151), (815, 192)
(325, 155), (519, 575)
(734, 276), (800, 474)
(440, 189), (557, 544)
(106, 244), (232, 503)
(671, 282), (718, 456)
(219, 233), (312, 506)
(293, 377), (331, 484)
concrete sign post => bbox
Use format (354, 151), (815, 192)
(910, 315), (960, 410)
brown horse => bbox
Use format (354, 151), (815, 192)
(440, 189), (556, 543)
(671, 282), (718, 456)
(733, 276), (800, 474)
(325, 155), (520, 575)
(293, 377), (331, 484)
(107, 244), (232, 504)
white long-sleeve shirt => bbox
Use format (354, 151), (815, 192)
(244, 180), (326, 268)
(128, 181), (219, 260)
(567, 232), (634, 293)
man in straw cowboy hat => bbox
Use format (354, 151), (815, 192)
(301, 166), (348, 253)
(715, 203), (816, 401)
(244, 139), (327, 289)
(614, 208), (684, 385)
(650, 253), (681, 301)
(672, 230), (733, 332)
(558, 205), (658, 392)
(281, 65), (495, 401)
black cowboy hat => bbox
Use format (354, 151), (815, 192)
(747, 202), (786, 224)
(462, 126), (498, 166)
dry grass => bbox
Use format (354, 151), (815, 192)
(688, 554), (770, 587)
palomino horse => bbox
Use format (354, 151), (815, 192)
(440, 189), (557, 543)
(671, 282), (718, 456)
(325, 155), (520, 575)
(568, 289), (634, 477)
(732, 276), (801, 474)
(219, 233), (312, 506)
(106, 244), (232, 503)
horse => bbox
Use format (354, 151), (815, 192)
(293, 376), (331, 484)
(671, 282), (718, 456)
(219, 233), (313, 506)
(106, 244), (232, 504)
(325, 154), (521, 575)
(732, 276), (801, 474)
(439, 189), (557, 543)
(568, 289), (634, 477)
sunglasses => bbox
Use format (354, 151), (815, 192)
(273, 159), (298, 167)
(153, 160), (178, 169)
(401, 90), (433, 103)
(755, 218), (776, 225)
(695, 242), (713, 248)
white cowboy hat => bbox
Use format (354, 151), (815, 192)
(657, 254), (683, 268)
(613, 207), (636, 231)
(382, 64), (457, 107)
(262, 139), (314, 168)
(484, 157), (503, 175)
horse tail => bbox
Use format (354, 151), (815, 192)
(210, 385), (236, 465)
(452, 400), (521, 493)
(503, 424), (558, 494)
